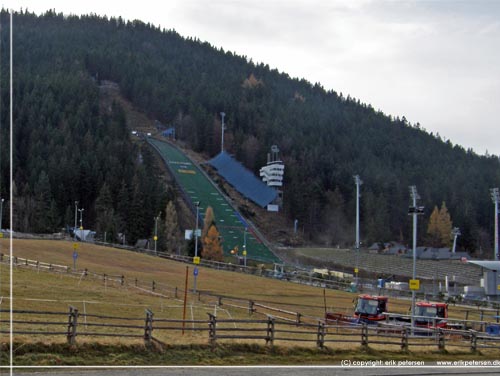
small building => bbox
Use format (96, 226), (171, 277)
(162, 127), (176, 139)
(466, 260), (500, 299)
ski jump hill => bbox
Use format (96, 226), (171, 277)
(148, 138), (280, 264)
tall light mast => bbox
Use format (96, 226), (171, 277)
(409, 186), (424, 330)
(353, 175), (362, 287)
(491, 188), (499, 261)
(220, 112), (226, 153)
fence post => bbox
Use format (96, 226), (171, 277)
(296, 313), (302, 325)
(218, 296), (223, 306)
(437, 328), (445, 350)
(248, 300), (255, 315)
(470, 330), (477, 352)
(401, 327), (409, 351)
(266, 316), (275, 346)
(316, 321), (325, 349)
(121, 275), (125, 286)
(361, 323), (368, 347)
(144, 309), (153, 345)
(175, 287), (178, 299)
(208, 313), (217, 348)
(0, 253), (3, 261)
(152, 281), (156, 292)
(67, 306), (78, 345)
(135, 278), (138, 287)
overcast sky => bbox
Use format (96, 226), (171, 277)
(5, 0), (500, 156)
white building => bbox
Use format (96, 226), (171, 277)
(260, 145), (285, 211)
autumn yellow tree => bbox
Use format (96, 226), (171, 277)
(164, 200), (181, 253)
(202, 206), (215, 240)
(427, 201), (453, 247)
(202, 224), (223, 261)
(437, 202), (453, 247)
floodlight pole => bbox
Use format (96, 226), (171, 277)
(451, 227), (461, 253)
(74, 201), (78, 239)
(409, 186), (420, 331)
(491, 188), (499, 261)
(194, 202), (200, 258)
(354, 175), (362, 287)
(220, 112), (226, 153)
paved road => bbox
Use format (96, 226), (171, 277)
(8, 367), (500, 376)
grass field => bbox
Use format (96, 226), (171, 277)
(1, 239), (493, 322)
(1, 239), (499, 365)
(1, 239), (356, 318)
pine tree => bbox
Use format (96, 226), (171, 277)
(33, 170), (53, 233)
(95, 183), (119, 242)
(202, 224), (223, 261)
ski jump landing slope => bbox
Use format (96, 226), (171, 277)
(148, 138), (281, 264)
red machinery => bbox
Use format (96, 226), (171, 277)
(414, 301), (448, 328)
(326, 295), (388, 324)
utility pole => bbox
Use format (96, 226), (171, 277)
(243, 227), (247, 267)
(354, 175), (362, 287)
(491, 188), (499, 261)
(409, 186), (424, 330)
(78, 208), (84, 241)
(0, 198), (4, 231)
(451, 227), (461, 253)
(154, 213), (160, 256)
(220, 112), (226, 153)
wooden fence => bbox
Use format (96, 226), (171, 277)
(1, 308), (500, 353)
(2, 253), (499, 328)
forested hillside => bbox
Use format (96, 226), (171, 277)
(1, 10), (499, 255)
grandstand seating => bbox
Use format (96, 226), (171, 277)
(279, 248), (484, 286)
(208, 151), (277, 207)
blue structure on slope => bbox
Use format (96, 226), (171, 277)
(208, 151), (277, 207)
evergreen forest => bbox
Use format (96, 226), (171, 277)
(1, 10), (499, 255)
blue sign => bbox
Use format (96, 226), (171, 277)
(73, 251), (78, 260)
(193, 267), (199, 276)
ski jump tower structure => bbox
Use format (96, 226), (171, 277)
(259, 145), (285, 211)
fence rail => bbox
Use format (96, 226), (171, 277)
(2, 252), (499, 330)
(1, 308), (499, 353)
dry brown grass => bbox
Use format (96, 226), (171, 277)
(0, 238), (496, 354)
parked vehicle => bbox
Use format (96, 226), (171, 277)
(325, 295), (388, 325)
